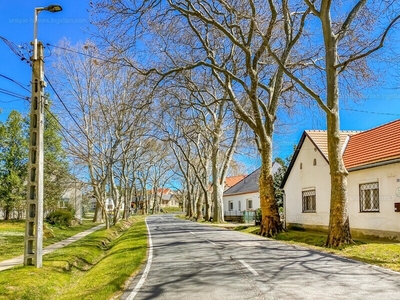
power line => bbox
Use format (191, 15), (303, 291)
(44, 105), (93, 155)
(0, 88), (29, 101)
(343, 108), (400, 117)
(46, 43), (131, 67)
(0, 74), (30, 92)
(1, 35), (104, 155)
(44, 74), (103, 154)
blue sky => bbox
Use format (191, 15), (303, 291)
(0, 1), (92, 118)
(1, 1), (399, 163)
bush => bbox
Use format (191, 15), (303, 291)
(45, 210), (73, 227)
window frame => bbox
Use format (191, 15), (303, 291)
(246, 198), (253, 210)
(359, 182), (380, 212)
(228, 201), (233, 211)
(302, 189), (316, 213)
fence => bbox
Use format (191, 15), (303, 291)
(224, 210), (256, 223)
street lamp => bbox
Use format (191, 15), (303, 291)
(24, 4), (62, 268)
(33, 5), (63, 60)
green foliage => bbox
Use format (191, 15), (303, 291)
(45, 210), (74, 227)
(273, 155), (292, 208)
(0, 106), (71, 219)
(0, 111), (28, 220)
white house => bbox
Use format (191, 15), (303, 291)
(223, 169), (261, 220)
(282, 119), (400, 240)
(157, 188), (179, 208)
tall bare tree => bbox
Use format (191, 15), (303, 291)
(268, 1), (400, 246)
(51, 41), (152, 227)
(91, 0), (309, 235)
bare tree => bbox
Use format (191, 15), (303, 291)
(268, 1), (400, 246)
(90, 0), (310, 235)
(50, 41), (152, 227)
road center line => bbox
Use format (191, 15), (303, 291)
(239, 260), (259, 276)
(126, 218), (153, 300)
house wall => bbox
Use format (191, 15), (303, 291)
(284, 137), (331, 227)
(223, 192), (260, 215)
(284, 137), (400, 239)
(347, 162), (400, 237)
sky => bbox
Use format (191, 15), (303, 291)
(0, 1), (400, 165)
(0, 1), (92, 118)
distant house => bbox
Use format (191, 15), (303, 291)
(61, 183), (84, 222)
(282, 119), (400, 240)
(224, 175), (246, 191)
(223, 169), (261, 222)
(157, 188), (179, 208)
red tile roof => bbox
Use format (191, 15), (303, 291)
(343, 119), (400, 170)
(306, 130), (360, 161)
(225, 175), (246, 188)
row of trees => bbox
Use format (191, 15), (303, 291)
(50, 39), (256, 228)
(41, 1), (400, 246)
(80, 0), (399, 246)
(0, 107), (70, 220)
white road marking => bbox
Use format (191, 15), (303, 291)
(206, 239), (217, 245)
(239, 260), (259, 276)
(237, 241), (261, 247)
(190, 232), (217, 245)
(126, 218), (153, 300)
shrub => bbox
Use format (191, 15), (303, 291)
(45, 210), (73, 227)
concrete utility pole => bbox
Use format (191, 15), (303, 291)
(24, 4), (62, 268)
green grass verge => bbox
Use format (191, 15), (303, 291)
(234, 225), (400, 272)
(0, 216), (148, 300)
(0, 220), (99, 261)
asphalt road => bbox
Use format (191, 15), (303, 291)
(121, 215), (400, 300)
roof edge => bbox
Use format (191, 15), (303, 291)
(280, 131), (306, 189)
(223, 190), (259, 197)
(348, 157), (400, 172)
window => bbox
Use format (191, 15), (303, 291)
(359, 182), (379, 212)
(302, 189), (316, 213)
(246, 199), (253, 210)
(238, 201), (242, 211)
(59, 197), (69, 209)
(300, 163), (303, 169)
(228, 201), (233, 211)
(313, 158), (317, 166)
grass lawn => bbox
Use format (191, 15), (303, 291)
(235, 225), (400, 272)
(0, 215), (147, 300)
(0, 219), (100, 261)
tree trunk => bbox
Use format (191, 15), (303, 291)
(322, 13), (352, 246)
(212, 184), (224, 223)
(204, 194), (211, 221)
(325, 113), (352, 246)
(196, 193), (204, 221)
(259, 140), (282, 236)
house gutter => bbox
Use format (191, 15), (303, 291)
(347, 157), (400, 172)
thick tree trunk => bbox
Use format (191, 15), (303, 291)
(325, 112), (352, 246)
(259, 139), (282, 236)
(322, 12), (352, 246)
(212, 184), (224, 223)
